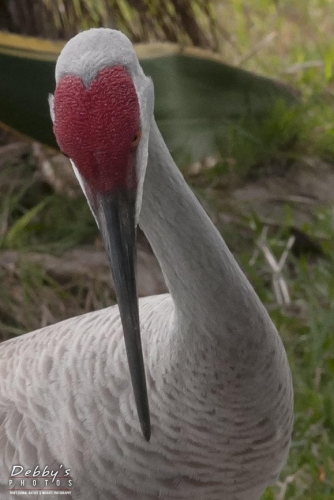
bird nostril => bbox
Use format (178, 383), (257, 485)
(131, 129), (141, 147)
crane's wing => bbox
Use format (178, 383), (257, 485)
(0, 294), (171, 499)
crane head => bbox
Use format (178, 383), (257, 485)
(49, 28), (154, 441)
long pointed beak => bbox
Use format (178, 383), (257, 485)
(94, 188), (151, 441)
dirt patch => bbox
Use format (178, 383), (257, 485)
(232, 159), (334, 226)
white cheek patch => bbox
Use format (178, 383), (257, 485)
(134, 76), (154, 225)
(48, 94), (55, 122)
(71, 161), (99, 228)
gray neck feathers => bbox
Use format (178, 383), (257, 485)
(139, 120), (272, 344)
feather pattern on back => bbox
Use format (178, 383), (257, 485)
(0, 294), (292, 500)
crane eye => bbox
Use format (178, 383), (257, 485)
(131, 129), (141, 147)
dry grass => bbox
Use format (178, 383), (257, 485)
(0, 0), (218, 48)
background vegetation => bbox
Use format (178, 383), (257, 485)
(1, 1), (334, 498)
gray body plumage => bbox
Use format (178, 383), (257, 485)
(0, 29), (293, 500)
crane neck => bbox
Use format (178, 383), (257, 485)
(140, 120), (270, 340)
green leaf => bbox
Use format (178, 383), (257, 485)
(327, 358), (334, 376)
(0, 31), (297, 161)
(5, 198), (50, 248)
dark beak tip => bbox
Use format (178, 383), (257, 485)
(142, 422), (151, 442)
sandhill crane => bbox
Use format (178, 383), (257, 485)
(0, 28), (293, 500)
